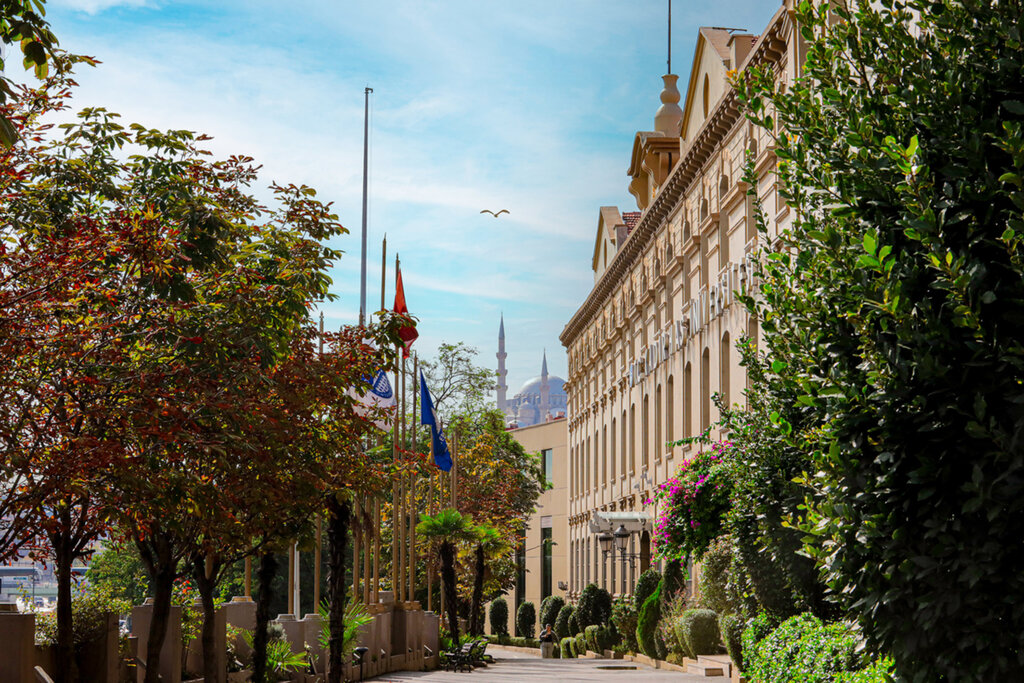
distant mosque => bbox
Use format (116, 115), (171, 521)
(495, 315), (567, 428)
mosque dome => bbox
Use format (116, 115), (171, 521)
(516, 375), (566, 397)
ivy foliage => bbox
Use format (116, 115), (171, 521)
(735, 0), (1024, 678)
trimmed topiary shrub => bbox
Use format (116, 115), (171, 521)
(560, 636), (575, 659)
(610, 595), (638, 652)
(516, 601), (536, 639)
(661, 558), (685, 609)
(577, 583), (612, 629)
(540, 595), (565, 631)
(568, 609), (579, 636)
(584, 624), (600, 652)
(636, 581), (662, 658)
(680, 609), (720, 656)
(574, 632), (588, 657)
(719, 613), (744, 671)
(554, 604), (574, 640)
(654, 630), (668, 660)
(489, 597), (509, 636)
(699, 535), (736, 615)
(633, 568), (661, 612)
(670, 615), (695, 659)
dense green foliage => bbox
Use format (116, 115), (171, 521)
(34, 585), (129, 647)
(574, 631), (587, 657)
(736, 0), (1024, 677)
(669, 616), (694, 660)
(718, 613), (745, 672)
(660, 558), (684, 607)
(539, 595), (564, 630)
(489, 597), (509, 636)
(584, 623), (618, 653)
(653, 442), (733, 560)
(633, 568), (660, 612)
(84, 540), (152, 607)
(576, 583), (612, 629)
(567, 608), (579, 636)
(678, 609), (720, 656)
(559, 636), (575, 658)
(516, 600), (535, 639)
(609, 596), (638, 652)
(742, 613), (891, 683)
(635, 581), (661, 658)
(554, 604), (574, 641)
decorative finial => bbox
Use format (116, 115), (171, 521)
(654, 74), (683, 136)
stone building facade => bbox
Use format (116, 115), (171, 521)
(559, 4), (801, 598)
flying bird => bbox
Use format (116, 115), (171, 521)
(480, 209), (510, 217)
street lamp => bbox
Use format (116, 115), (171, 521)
(598, 532), (614, 555)
(613, 525), (631, 595)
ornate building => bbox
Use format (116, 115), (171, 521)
(496, 316), (567, 428)
(560, 4), (801, 598)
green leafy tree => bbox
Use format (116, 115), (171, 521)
(468, 523), (506, 635)
(488, 596), (509, 636)
(85, 540), (152, 607)
(417, 508), (477, 645)
(0, 0), (58, 145)
(736, 0), (1024, 678)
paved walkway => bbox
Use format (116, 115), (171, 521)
(370, 649), (709, 682)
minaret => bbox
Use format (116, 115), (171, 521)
(496, 315), (508, 413)
(539, 349), (551, 419)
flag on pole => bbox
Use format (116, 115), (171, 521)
(420, 371), (452, 472)
(393, 265), (419, 358)
(349, 340), (396, 430)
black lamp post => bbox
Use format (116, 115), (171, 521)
(613, 525), (631, 595)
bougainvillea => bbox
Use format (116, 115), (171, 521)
(652, 441), (733, 560)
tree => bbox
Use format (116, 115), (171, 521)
(467, 523), (505, 636)
(417, 508), (477, 644)
(0, 0), (58, 145)
(85, 540), (152, 607)
(736, 0), (1024, 679)
(419, 342), (495, 416)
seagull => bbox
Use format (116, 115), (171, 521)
(480, 209), (510, 217)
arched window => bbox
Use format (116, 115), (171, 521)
(666, 375), (675, 444)
(702, 74), (710, 117)
(684, 363), (692, 439)
(610, 418), (617, 480)
(630, 404), (636, 474)
(655, 385), (663, 460)
(621, 409), (628, 476)
(585, 437), (590, 494)
(642, 395), (650, 468)
(594, 429), (600, 492)
(721, 332), (731, 409)
(701, 348), (711, 430)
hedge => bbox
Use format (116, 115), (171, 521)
(539, 595), (565, 631)
(719, 613), (744, 671)
(554, 604), (574, 640)
(633, 568), (661, 611)
(516, 601), (536, 639)
(489, 597), (509, 636)
(577, 583), (612, 629)
(574, 632), (588, 657)
(610, 596), (638, 652)
(670, 615), (695, 660)
(584, 623), (618, 653)
(568, 609), (579, 636)
(680, 609), (720, 656)
(560, 636), (575, 658)
(636, 581), (661, 658)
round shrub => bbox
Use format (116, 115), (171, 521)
(680, 609), (720, 656)
(574, 632), (588, 657)
(698, 535), (735, 615)
(636, 581), (662, 658)
(489, 597), (509, 636)
(744, 612), (873, 683)
(539, 595), (565, 631)
(577, 583), (612, 628)
(568, 609), (580, 636)
(719, 613), (744, 671)
(610, 596), (638, 652)
(670, 615), (695, 659)
(559, 637), (575, 659)
(554, 604), (574, 640)
(584, 624), (600, 652)
(741, 611), (778, 658)
(633, 568), (661, 612)
(516, 601), (536, 639)
(661, 558), (685, 608)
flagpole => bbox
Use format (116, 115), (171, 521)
(399, 352), (407, 605)
(373, 236), (386, 604)
(411, 353), (419, 604)
(314, 313), (324, 611)
(392, 251), (401, 602)
(359, 86), (372, 325)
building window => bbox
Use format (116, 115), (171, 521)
(610, 419), (617, 479)
(601, 427), (607, 488)
(721, 332), (731, 409)
(701, 348), (711, 431)
(621, 410), (627, 476)
(666, 375), (675, 445)
(642, 395), (650, 468)
(593, 430), (599, 492)
(684, 363), (692, 439)
(585, 437), (590, 493)
(702, 74), (710, 118)
(655, 385), (662, 461)
(542, 448), (553, 487)
(630, 404), (636, 474)
(541, 519), (553, 602)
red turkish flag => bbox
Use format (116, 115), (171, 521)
(393, 266), (418, 358)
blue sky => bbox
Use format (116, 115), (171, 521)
(42, 0), (779, 394)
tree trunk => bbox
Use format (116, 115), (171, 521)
(440, 542), (459, 645)
(54, 520), (77, 683)
(144, 565), (177, 683)
(192, 553), (221, 683)
(469, 543), (484, 636)
(327, 495), (351, 683)
(252, 552), (277, 683)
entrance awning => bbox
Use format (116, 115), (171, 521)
(588, 511), (652, 534)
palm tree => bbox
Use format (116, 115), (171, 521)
(468, 524), (507, 635)
(417, 508), (477, 644)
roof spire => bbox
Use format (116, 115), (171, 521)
(499, 312), (505, 340)
(542, 348), (548, 377)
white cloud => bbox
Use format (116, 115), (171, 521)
(51, 0), (154, 14)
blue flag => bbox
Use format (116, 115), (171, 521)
(420, 371), (453, 472)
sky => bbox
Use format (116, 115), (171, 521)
(38, 0), (779, 396)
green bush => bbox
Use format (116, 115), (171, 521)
(577, 583), (612, 628)
(633, 568), (660, 612)
(35, 585), (130, 648)
(554, 604), (574, 640)
(573, 632), (587, 656)
(568, 609), (579, 636)
(680, 609), (720, 656)
(698, 535), (735, 615)
(744, 613), (875, 683)
(654, 630), (668, 660)
(661, 614), (690, 660)
(489, 597), (509, 636)
(636, 582), (661, 658)
(539, 595), (564, 631)
(560, 637), (575, 659)
(661, 558), (685, 609)
(584, 624), (600, 652)
(719, 613), (744, 671)
(741, 612), (778, 657)
(516, 601), (535, 639)
(610, 596), (638, 652)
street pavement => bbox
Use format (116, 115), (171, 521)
(369, 648), (710, 682)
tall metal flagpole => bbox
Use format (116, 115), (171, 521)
(411, 353), (418, 604)
(374, 236), (386, 603)
(314, 313), (324, 611)
(359, 86), (373, 325)
(667, 0), (672, 74)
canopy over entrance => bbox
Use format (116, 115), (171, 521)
(588, 511), (652, 535)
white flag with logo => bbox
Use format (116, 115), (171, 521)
(350, 369), (396, 430)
